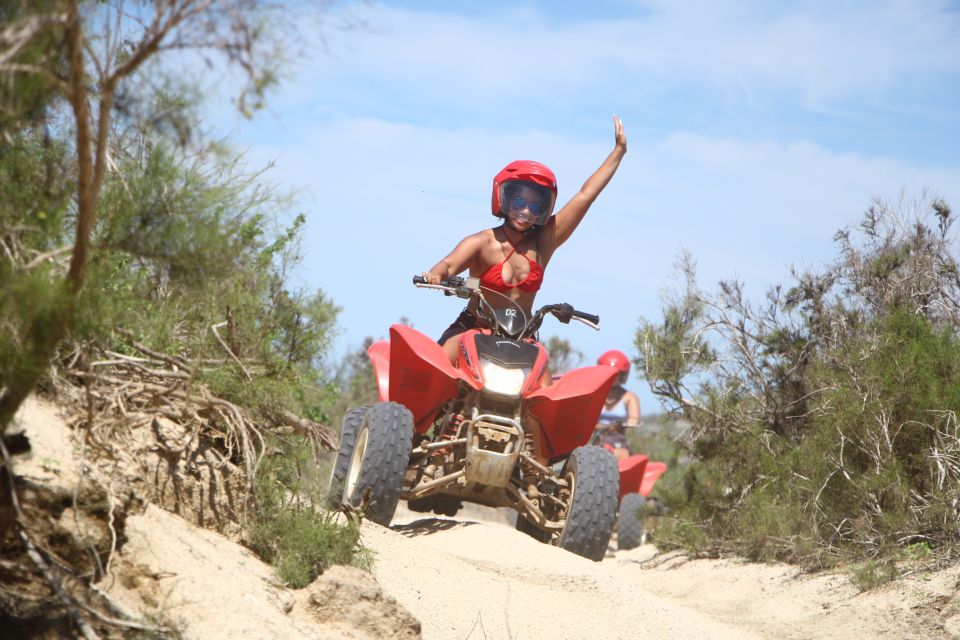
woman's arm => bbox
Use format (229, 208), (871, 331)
(422, 233), (484, 284)
(623, 390), (641, 427)
(549, 115), (627, 249)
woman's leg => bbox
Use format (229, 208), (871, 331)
(437, 308), (474, 367)
(441, 334), (459, 366)
(539, 363), (554, 387)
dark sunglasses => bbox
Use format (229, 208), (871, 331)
(510, 196), (544, 216)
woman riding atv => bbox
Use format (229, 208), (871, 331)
(595, 349), (641, 460)
(421, 116), (628, 368)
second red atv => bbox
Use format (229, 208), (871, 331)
(328, 275), (621, 561)
(593, 421), (668, 550)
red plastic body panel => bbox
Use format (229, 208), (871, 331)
(456, 329), (485, 384)
(526, 365), (618, 459)
(639, 461), (668, 498)
(367, 340), (391, 402)
(617, 454), (649, 501)
(386, 324), (481, 433)
(520, 340), (550, 396)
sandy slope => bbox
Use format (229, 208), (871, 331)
(366, 506), (760, 640)
(12, 395), (960, 640)
(368, 505), (960, 640)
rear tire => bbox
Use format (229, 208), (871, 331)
(342, 402), (414, 526)
(556, 446), (619, 561)
(515, 514), (551, 543)
(327, 406), (371, 510)
(616, 493), (647, 551)
(407, 494), (463, 517)
(406, 496), (435, 513)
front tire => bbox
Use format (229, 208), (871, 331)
(327, 406), (371, 510)
(616, 493), (647, 551)
(556, 446), (619, 561)
(342, 402), (414, 526)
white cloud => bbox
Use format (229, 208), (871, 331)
(624, 0), (960, 100)
(289, 1), (960, 116)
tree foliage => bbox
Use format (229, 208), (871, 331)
(0, 0), (286, 430)
(639, 196), (960, 570)
(543, 335), (583, 375)
(0, 4), (371, 633)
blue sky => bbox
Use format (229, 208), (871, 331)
(203, 0), (960, 416)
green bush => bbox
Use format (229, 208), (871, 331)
(640, 200), (960, 571)
(2, 80), (357, 585)
(247, 436), (371, 588)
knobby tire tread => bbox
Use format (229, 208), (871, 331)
(617, 493), (647, 551)
(348, 402), (414, 526)
(558, 445), (619, 561)
(327, 405), (371, 509)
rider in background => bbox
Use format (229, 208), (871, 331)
(596, 349), (640, 461)
(422, 116), (628, 366)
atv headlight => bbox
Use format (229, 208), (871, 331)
(480, 359), (528, 396)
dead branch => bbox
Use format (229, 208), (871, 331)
(24, 245), (74, 271)
(279, 409), (337, 451)
(0, 12), (67, 68)
(115, 328), (191, 371)
(211, 321), (252, 381)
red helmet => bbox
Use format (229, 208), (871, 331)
(597, 349), (630, 384)
(491, 160), (558, 226)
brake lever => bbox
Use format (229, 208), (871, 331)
(572, 315), (600, 331)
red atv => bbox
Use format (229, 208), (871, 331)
(328, 275), (621, 561)
(593, 421), (668, 550)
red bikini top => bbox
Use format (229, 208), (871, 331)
(479, 233), (544, 293)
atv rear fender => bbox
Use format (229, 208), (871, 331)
(617, 454), (649, 501)
(526, 365), (618, 459)
(639, 461), (668, 498)
(368, 324), (481, 433)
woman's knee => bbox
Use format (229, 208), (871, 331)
(539, 364), (554, 387)
(442, 335), (459, 365)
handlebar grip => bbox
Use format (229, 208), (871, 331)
(413, 274), (465, 288)
(572, 310), (600, 325)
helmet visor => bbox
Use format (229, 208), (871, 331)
(500, 181), (556, 226)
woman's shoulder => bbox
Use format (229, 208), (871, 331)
(472, 226), (506, 249)
(607, 385), (627, 404)
(453, 227), (495, 248)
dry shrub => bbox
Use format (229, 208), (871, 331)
(641, 196), (960, 573)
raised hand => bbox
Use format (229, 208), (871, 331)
(613, 114), (627, 153)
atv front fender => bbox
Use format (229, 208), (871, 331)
(383, 324), (481, 433)
(526, 365), (618, 459)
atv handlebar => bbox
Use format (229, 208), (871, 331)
(412, 275), (600, 334)
(523, 303), (600, 336)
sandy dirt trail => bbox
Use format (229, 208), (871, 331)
(13, 396), (960, 639)
(367, 504), (960, 640)
(367, 505), (757, 640)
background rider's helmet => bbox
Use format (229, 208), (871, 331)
(491, 160), (558, 227)
(597, 349), (630, 384)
